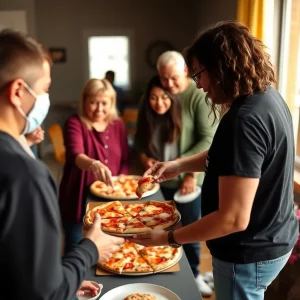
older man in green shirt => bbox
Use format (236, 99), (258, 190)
(157, 51), (216, 296)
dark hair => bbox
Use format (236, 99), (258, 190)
(0, 29), (51, 92)
(183, 21), (276, 120)
(136, 75), (181, 153)
(105, 70), (115, 80)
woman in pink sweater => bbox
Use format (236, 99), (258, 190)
(59, 79), (130, 253)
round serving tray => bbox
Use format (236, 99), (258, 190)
(90, 175), (160, 200)
(97, 247), (182, 276)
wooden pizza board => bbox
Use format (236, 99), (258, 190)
(83, 200), (181, 275)
(95, 261), (180, 276)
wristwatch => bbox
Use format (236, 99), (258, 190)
(167, 229), (181, 248)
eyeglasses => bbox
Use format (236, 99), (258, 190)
(191, 68), (207, 84)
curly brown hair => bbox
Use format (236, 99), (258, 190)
(183, 21), (276, 121)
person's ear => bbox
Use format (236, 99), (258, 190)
(183, 66), (188, 77)
(7, 79), (25, 107)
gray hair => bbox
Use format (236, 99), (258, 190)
(156, 51), (186, 71)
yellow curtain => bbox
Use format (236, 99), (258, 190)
(237, 0), (266, 41)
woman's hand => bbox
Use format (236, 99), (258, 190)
(140, 154), (159, 169)
(144, 160), (182, 183)
(180, 173), (197, 195)
(89, 160), (114, 187)
(76, 280), (99, 297)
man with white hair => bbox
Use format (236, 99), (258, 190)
(156, 51), (216, 296)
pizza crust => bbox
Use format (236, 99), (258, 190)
(123, 218), (152, 233)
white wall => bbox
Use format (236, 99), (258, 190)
(35, 0), (201, 105)
(197, 0), (237, 30)
(0, 0), (36, 36)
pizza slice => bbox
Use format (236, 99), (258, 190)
(101, 216), (132, 233)
(123, 218), (152, 234)
(84, 201), (130, 225)
(84, 209), (125, 226)
(138, 245), (181, 272)
(135, 176), (153, 198)
(120, 240), (139, 256)
(98, 201), (130, 216)
(137, 212), (178, 230)
(90, 180), (108, 196)
(136, 200), (176, 217)
(122, 256), (153, 273)
(100, 255), (132, 274)
(124, 203), (147, 216)
(148, 200), (176, 214)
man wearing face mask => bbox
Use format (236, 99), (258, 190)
(18, 84), (50, 157)
(0, 29), (125, 300)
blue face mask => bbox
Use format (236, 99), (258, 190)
(18, 83), (50, 135)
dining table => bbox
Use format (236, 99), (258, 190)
(84, 188), (203, 300)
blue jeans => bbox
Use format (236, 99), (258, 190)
(161, 186), (201, 277)
(63, 222), (83, 254)
(212, 251), (292, 300)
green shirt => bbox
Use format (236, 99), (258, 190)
(135, 81), (217, 188)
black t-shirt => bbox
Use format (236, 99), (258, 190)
(202, 87), (299, 263)
(0, 132), (98, 300)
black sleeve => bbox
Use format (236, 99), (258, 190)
(217, 116), (268, 178)
(0, 168), (98, 300)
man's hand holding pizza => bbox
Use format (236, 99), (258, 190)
(85, 213), (125, 262)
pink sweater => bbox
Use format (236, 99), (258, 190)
(59, 115), (129, 223)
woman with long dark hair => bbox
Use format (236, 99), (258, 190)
(135, 75), (181, 169)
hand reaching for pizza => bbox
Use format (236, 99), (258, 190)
(76, 280), (99, 297)
(85, 213), (125, 262)
(135, 176), (153, 198)
(128, 229), (169, 246)
(144, 160), (182, 184)
(142, 157), (159, 169)
(89, 160), (114, 187)
(180, 174), (197, 195)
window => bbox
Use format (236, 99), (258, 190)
(87, 36), (130, 88)
(277, 0), (300, 166)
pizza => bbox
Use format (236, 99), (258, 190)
(99, 240), (181, 274)
(84, 200), (179, 234)
(90, 175), (158, 199)
(124, 293), (157, 300)
(136, 176), (153, 199)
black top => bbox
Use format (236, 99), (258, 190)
(202, 87), (299, 263)
(0, 132), (98, 300)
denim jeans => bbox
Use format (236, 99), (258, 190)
(63, 222), (83, 254)
(212, 251), (292, 300)
(161, 186), (201, 277)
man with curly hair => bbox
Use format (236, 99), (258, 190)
(131, 21), (299, 300)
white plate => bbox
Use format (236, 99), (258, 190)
(78, 282), (103, 300)
(174, 186), (201, 203)
(90, 175), (160, 200)
(99, 283), (181, 300)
